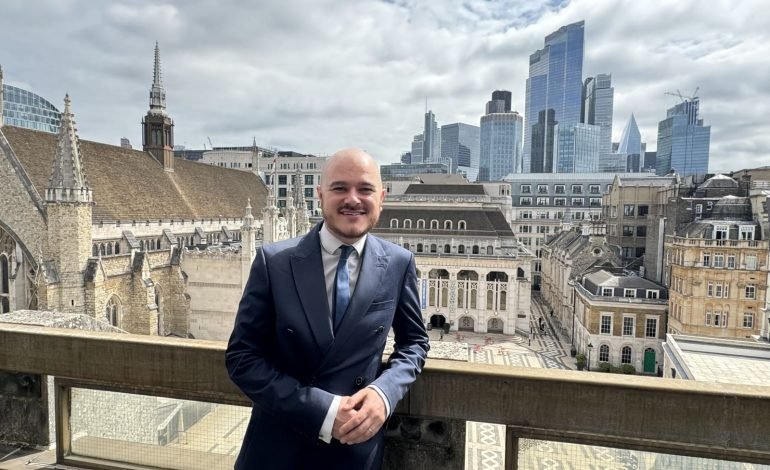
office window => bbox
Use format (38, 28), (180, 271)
(571, 184), (583, 194)
(713, 253), (724, 268)
(589, 184), (600, 194)
(278, 175), (287, 185)
(636, 226), (647, 237)
(304, 188), (314, 198)
(645, 318), (658, 338)
(646, 290), (659, 299)
(638, 205), (649, 216)
(571, 198), (584, 206)
(705, 311), (712, 326)
(621, 346), (632, 364)
(602, 287), (613, 297)
(707, 282), (714, 297)
(590, 198), (601, 207)
(599, 345), (610, 362)
(278, 188), (287, 197)
(521, 211), (532, 219)
(518, 225), (531, 233)
(554, 184), (565, 194)
(623, 289), (636, 298)
(622, 316), (635, 336)
(623, 205), (635, 216)
(743, 313), (754, 329)
(554, 198), (566, 206)
(537, 184), (548, 194)
(521, 185), (531, 194)
(304, 175), (314, 185)
(537, 197), (549, 206)
(621, 247), (634, 259)
(623, 226), (634, 236)
(703, 253), (711, 267)
(746, 255), (757, 270)
(745, 285), (756, 299)
(600, 314), (612, 334)
(739, 226), (755, 240)
(727, 255), (736, 269)
(520, 197), (532, 206)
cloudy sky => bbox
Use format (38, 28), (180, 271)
(2, 0), (768, 172)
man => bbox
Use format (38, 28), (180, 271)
(226, 148), (429, 469)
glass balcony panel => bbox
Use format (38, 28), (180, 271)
(70, 388), (249, 470)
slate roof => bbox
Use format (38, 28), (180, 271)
(1, 126), (267, 222)
(373, 207), (514, 238)
(404, 184), (486, 195)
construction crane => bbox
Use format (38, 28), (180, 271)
(207, 136), (214, 149)
(664, 87), (699, 103)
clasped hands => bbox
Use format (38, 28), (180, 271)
(332, 387), (386, 445)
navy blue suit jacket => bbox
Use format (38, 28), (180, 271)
(226, 223), (429, 469)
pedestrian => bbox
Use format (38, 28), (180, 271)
(226, 148), (430, 470)
(439, 331), (443, 341)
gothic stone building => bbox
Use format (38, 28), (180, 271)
(0, 46), (267, 335)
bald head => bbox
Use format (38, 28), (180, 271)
(317, 147), (385, 244)
(320, 148), (382, 188)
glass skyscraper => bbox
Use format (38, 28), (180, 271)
(556, 123), (600, 173)
(1, 81), (61, 133)
(523, 21), (585, 174)
(582, 73), (613, 159)
(441, 122), (480, 173)
(479, 104), (523, 181)
(656, 98), (711, 176)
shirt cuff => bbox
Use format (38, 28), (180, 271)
(319, 395), (341, 443)
(368, 385), (391, 417)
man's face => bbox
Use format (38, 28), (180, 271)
(317, 152), (385, 244)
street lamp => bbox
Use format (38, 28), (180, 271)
(587, 342), (594, 371)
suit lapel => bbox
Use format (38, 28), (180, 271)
(332, 236), (389, 347)
(290, 225), (334, 354)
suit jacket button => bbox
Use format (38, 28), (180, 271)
(355, 376), (364, 386)
(376, 326), (384, 334)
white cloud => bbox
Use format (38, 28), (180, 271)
(1, 0), (768, 172)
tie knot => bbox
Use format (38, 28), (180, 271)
(338, 245), (353, 260)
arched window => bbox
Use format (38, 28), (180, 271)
(430, 220), (439, 230)
(403, 242), (410, 250)
(444, 220), (452, 230)
(92, 245), (99, 256)
(458, 245), (465, 254)
(157, 238), (162, 249)
(472, 245), (479, 254)
(99, 244), (106, 256)
(499, 291), (506, 310)
(114, 242), (120, 255)
(458, 220), (466, 230)
(139, 240), (145, 251)
(390, 219), (399, 229)
(430, 244), (437, 253)
(417, 219), (425, 229)
(417, 243), (423, 253)
(1, 254), (10, 313)
(599, 345), (610, 362)
(105, 296), (121, 327)
(621, 346), (632, 364)
(404, 219), (412, 229)
(444, 244), (451, 254)
(106, 243), (113, 255)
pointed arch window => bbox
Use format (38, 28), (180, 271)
(105, 296), (121, 327)
(1, 254), (10, 313)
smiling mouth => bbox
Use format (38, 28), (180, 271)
(339, 208), (365, 216)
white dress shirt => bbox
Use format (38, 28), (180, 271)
(317, 224), (391, 443)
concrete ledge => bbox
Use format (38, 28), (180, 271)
(2, 323), (770, 464)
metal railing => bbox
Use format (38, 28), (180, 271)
(1, 323), (770, 469)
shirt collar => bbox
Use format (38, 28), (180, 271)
(320, 223), (367, 257)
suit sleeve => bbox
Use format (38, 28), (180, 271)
(226, 247), (334, 440)
(370, 253), (430, 408)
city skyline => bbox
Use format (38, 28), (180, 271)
(1, 0), (768, 172)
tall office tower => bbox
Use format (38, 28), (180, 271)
(480, 93), (523, 181)
(582, 74), (614, 158)
(556, 123), (600, 172)
(656, 97), (711, 176)
(400, 151), (412, 164)
(422, 110), (440, 163)
(411, 134), (424, 163)
(491, 90), (512, 112)
(523, 21), (585, 173)
(486, 99), (507, 114)
(441, 122), (480, 173)
(617, 114), (643, 172)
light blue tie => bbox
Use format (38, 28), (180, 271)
(334, 245), (354, 332)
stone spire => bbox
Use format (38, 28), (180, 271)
(293, 168), (310, 235)
(149, 41), (167, 115)
(46, 94), (92, 203)
(243, 198), (254, 229)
